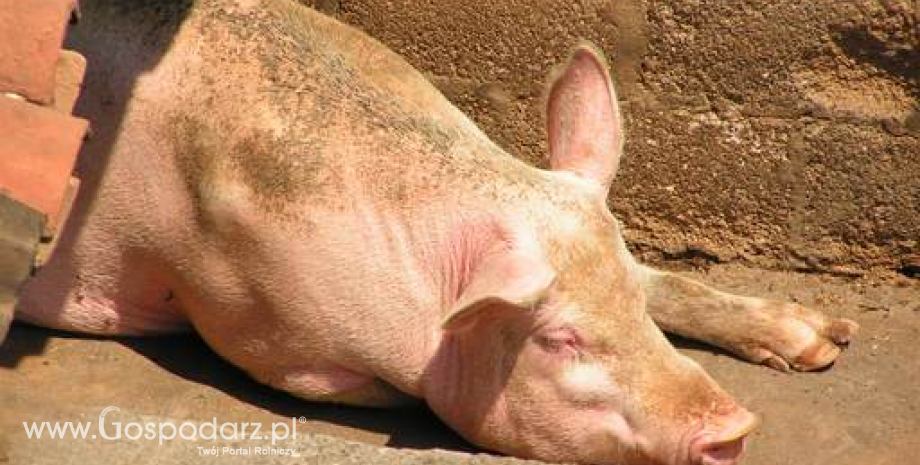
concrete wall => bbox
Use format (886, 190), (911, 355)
(307, 0), (919, 275)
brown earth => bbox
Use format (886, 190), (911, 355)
(2, 265), (918, 465)
(304, 0), (920, 275)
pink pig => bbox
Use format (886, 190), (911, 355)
(15, 1), (857, 464)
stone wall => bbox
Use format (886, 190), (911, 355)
(307, 0), (919, 275)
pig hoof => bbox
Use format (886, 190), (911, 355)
(827, 318), (859, 345)
(791, 341), (842, 371)
(791, 317), (858, 371)
(758, 310), (859, 372)
(757, 352), (791, 373)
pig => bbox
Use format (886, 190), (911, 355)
(13, 0), (858, 464)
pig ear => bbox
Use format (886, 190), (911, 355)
(442, 249), (556, 332)
(545, 43), (624, 190)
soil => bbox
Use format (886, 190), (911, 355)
(2, 264), (917, 465)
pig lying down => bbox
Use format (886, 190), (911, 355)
(15, 1), (858, 464)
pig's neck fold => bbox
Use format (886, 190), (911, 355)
(436, 213), (515, 309)
(403, 169), (551, 395)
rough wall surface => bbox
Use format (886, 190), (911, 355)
(305, 0), (919, 274)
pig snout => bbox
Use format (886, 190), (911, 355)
(688, 409), (758, 465)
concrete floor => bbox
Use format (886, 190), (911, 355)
(1, 264), (918, 465)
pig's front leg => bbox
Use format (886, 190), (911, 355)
(640, 266), (858, 372)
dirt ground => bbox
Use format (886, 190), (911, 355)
(1, 264), (917, 465)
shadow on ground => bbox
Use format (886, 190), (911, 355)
(1, 323), (473, 452)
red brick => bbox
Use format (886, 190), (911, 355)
(53, 50), (87, 114)
(0, 0), (79, 104)
(0, 96), (87, 230)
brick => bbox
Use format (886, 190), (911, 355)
(0, 193), (44, 343)
(34, 176), (80, 267)
(0, 0), (79, 104)
(53, 50), (87, 114)
(0, 96), (87, 231)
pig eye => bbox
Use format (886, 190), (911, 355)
(536, 327), (583, 358)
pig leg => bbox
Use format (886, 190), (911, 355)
(640, 266), (858, 372)
(16, 250), (190, 336)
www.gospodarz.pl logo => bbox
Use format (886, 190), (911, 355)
(23, 406), (305, 456)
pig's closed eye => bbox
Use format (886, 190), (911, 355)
(536, 327), (583, 358)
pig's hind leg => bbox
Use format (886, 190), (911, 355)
(639, 266), (858, 372)
(15, 249), (191, 336)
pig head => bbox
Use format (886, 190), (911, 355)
(423, 46), (755, 465)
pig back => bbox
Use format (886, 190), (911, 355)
(145, 0), (503, 213)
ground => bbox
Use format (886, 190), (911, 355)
(1, 264), (917, 464)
